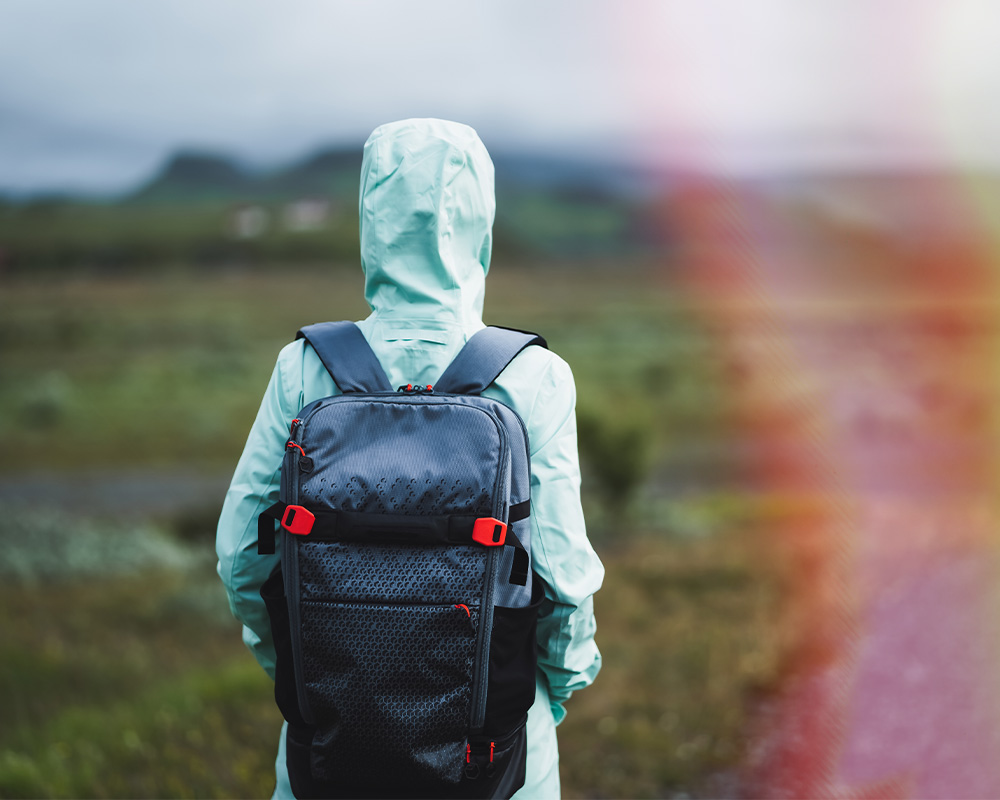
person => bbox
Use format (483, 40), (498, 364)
(216, 118), (604, 799)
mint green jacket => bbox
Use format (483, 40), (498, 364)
(216, 119), (604, 798)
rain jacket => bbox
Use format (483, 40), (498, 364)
(216, 118), (604, 799)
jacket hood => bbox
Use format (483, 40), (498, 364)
(359, 119), (495, 327)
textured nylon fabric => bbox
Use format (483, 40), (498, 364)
(295, 389), (533, 609)
(298, 398), (502, 516)
(488, 401), (533, 608)
(218, 119), (604, 800)
(359, 119), (493, 329)
(434, 327), (545, 396)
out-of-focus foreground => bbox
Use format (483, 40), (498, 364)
(2, 169), (1000, 798)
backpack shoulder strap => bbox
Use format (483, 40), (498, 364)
(434, 326), (548, 396)
(296, 321), (392, 393)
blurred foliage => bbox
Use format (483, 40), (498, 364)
(559, 533), (790, 798)
(0, 520), (788, 799)
(577, 399), (655, 524)
(0, 199), (827, 800)
(0, 504), (197, 583)
(0, 552), (280, 799)
(0, 267), (737, 531)
(0, 258), (781, 797)
(0, 146), (650, 274)
(1, 165), (992, 797)
(0, 201), (361, 273)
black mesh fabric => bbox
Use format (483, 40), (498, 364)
(298, 541), (485, 604)
(301, 600), (480, 785)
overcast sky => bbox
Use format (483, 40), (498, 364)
(1, 0), (998, 195)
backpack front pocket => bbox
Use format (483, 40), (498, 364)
(300, 599), (480, 785)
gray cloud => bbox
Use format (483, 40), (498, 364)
(1, 0), (998, 194)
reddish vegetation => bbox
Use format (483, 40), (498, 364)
(657, 174), (1000, 797)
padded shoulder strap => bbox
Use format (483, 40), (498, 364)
(434, 326), (548, 396)
(296, 321), (392, 393)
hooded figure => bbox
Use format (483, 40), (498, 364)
(217, 119), (604, 798)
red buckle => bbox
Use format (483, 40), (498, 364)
(281, 505), (315, 535)
(472, 517), (506, 547)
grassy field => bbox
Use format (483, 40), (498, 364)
(0, 263), (798, 797)
(0, 520), (788, 799)
(0, 264), (737, 527)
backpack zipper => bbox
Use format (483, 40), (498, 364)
(465, 718), (526, 779)
(468, 409), (509, 733)
(282, 425), (315, 725)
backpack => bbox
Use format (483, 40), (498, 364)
(257, 321), (546, 799)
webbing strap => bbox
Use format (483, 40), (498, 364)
(296, 321), (392, 393)
(301, 509), (480, 544)
(508, 528), (530, 587)
(434, 326), (547, 396)
(257, 501), (285, 555)
(257, 501), (531, 584)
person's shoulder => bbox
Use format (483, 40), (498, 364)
(277, 337), (308, 360)
(268, 338), (316, 408)
(487, 338), (575, 422)
(273, 337), (311, 374)
(510, 341), (574, 385)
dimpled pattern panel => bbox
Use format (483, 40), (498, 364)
(300, 475), (494, 517)
(298, 541), (486, 604)
(298, 398), (502, 516)
(301, 600), (479, 784)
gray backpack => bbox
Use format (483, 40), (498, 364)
(257, 321), (546, 799)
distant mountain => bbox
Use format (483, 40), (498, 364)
(130, 152), (256, 204)
(125, 147), (385, 205)
(262, 148), (361, 199)
(126, 145), (657, 207)
(492, 152), (662, 200)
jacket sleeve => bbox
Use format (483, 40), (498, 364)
(527, 356), (604, 724)
(216, 344), (300, 680)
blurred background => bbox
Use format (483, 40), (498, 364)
(2, 1), (1000, 797)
